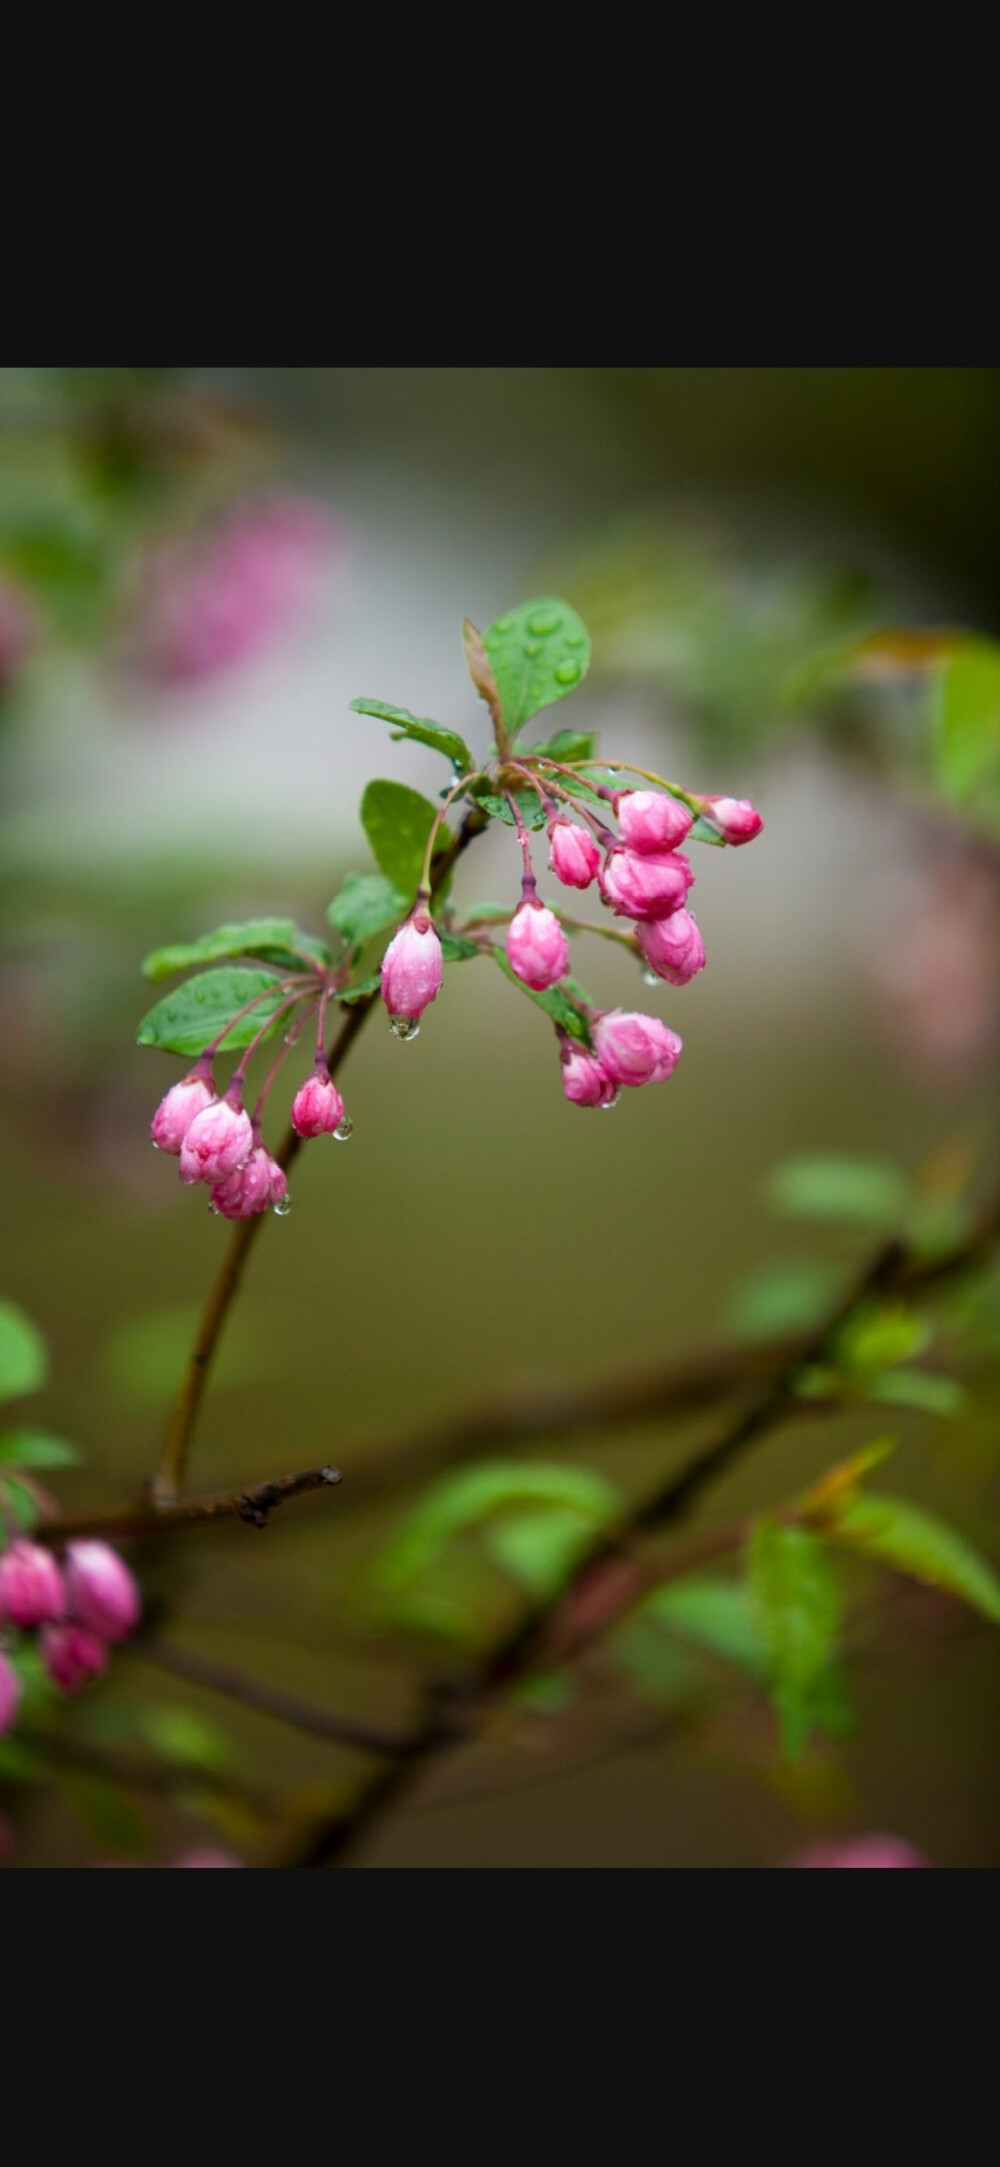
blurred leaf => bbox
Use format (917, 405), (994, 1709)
(643, 1576), (769, 1682)
(612, 1616), (703, 1708)
(485, 1508), (602, 1598)
(328, 872), (406, 949)
(468, 783), (548, 830)
(103, 1302), (278, 1408)
(136, 967), (287, 1058)
(724, 1259), (840, 1340)
(350, 697), (473, 773)
(438, 933), (479, 962)
(0, 1737), (43, 1781)
(360, 779), (443, 899)
(484, 597), (590, 734)
(371, 1461), (621, 1600)
(461, 618), (502, 722)
(1, 1475), (40, 1531)
(935, 639), (1000, 802)
(513, 1670), (577, 1713)
(0, 1302), (46, 1402)
(524, 727), (597, 763)
(864, 1368), (965, 1415)
(0, 1429), (81, 1469)
(796, 1438), (897, 1520)
(765, 1154), (909, 1227)
(335, 973), (381, 1006)
(492, 951), (592, 1044)
(140, 1705), (238, 1773)
(827, 1492), (1000, 1624)
(749, 1521), (842, 1760)
(834, 1300), (931, 1380)
(141, 919), (328, 981)
(62, 1775), (152, 1858)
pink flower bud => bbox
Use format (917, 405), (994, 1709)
(788, 1835), (929, 1869)
(701, 795), (763, 845)
(599, 847), (694, 921)
(593, 1010), (683, 1086)
(179, 1096), (253, 1185)
(380, 914), (444, 1027)
(615, 790), (693, 854)
(171, 1846), (244, 1867)
(64, 1542), (141, 1643)
(507, 901), (570, 991)
(560, 1043), (618, 1107)
(210, 1145), (277, 1219)
(291, 1072), (346, 1138)
(635, 910), (706, 986)
(548, 820), (601, 890)
(0, 1539), (66, 1629)
(150, 1072), (215, 1154)
(0, 1652), (22, 1738)
(40, 1623), (110, 1694)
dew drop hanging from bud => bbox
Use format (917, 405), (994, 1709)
(600, 1091), (622, 1110)
(333, 1117), (354, 1140)
(272, 1195), (292, 1216)
(389, 1016), (420, 1041)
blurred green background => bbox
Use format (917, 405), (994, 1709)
(2, 367), (999, 1867)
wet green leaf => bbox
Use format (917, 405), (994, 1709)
(0, 1302), (46, 1402)
(524, 727), (597, 763)
(0, 1429), (81, 1469)
(492, 951), (592, 1044)
(360, 779), (443, 899)
(136, 967), (288, 1058)
(438, 933), (480, 962)
(749, 1520), (842, 1760)
(765, 1154), (909, 1227)
(335, 973), (381, 1006)
(350, 697), (473, 773)
(827, 1492), (1000, 1624)
(328, 872), (407, 949)
(484, 597), (591, 734)
(468, 783), (548, 830)
(141, 919), (328, 981)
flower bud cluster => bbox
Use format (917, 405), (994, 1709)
(0, 1538), (141, 1731)
(151, 1054), (353, 1218)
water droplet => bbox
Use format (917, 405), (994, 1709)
(151, 1139), (160, 1150)
(283, 1030), (298, 1045)
(525, 641), (541, 658)
(554, 661), (580, 686)
(208, 1201), (221, 1215)
(389, 1016), (420, 1041)
(529, 611), (561, 636)
(493, 617), (512, 633)
(272, 1195), (292, 1216)
(601, 1090), (622, 1111)
(333, 1117), (354, 1141)
(642, 968), (660, 987)
(565, 633), (585, 648)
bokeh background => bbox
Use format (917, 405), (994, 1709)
(2, 366), (1000, 1867)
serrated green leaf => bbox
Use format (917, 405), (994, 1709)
(370, 1461), (621, 1600)
(765, 1154), (909, 1227)
(136, 967), (288, 1058)
(0, 1429), (81, 1470)
(0, 1302), (47, 1402)
(468, 783), (548, 831)
(484, 597), (591, 734)
(524, 728), (597, 763)
(492, 951), (592, 1044)
(360, 779), (444, 899)
(350, 697), (474, 773)
(827, 1492), (1000, 1624)
(935, 640), (1000, 803)
(725, 1259), (841, 1340)
(438, 933), (480, 962)
(643, 1576), (769, 1682)
(485, 1508), (601, 1598)
(749, 1520), (842, 1760)
(327, 872), (407, 949)
(141, 919), (328, 980)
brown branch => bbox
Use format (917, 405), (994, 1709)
(18, 1718), (270, 1810)
(36, 1464), (342, 1544)
(124, 1635), (404, 1756)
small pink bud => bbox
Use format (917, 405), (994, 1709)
(615, 790), (693, 854)
(599, 847), (694, 922)
(0, 1652), (22, 1738)
(560, 1043), (618, 1108)
(380, 914), (444, 1027)
(0, 1539), (66, 1628)
(210, 1144), (279, 1219)
(507, 900), (570, 991)
(171, 1846), (244, 1867)
(635, 909), (706, 986)
(64, 1541), (141, 1642)
(179, 1096), (253, 1185)
(150, 1072), (215, 1154)
(788, 1835), (929, 1869)
(547, 820), (601, 891)
(40, 1623), (110, 1694)
(291, 1072), (346, 1138)
(593, 1010), (683, 1086)
(701, 794), (764, 845)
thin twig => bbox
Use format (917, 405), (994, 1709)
(124, 1636), (404, 1756)
(37, 1465), (343, 1544)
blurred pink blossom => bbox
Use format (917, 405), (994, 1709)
(788, 1834), (929, 1868)
(0, 578), (38, 691)
(127, 496), (344, 685)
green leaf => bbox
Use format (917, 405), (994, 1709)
(370, 1461), (621, 1600)
(749, 1520), (842, 1760)
(0, 1429), (81, 1469)
(328, 872), (407, 949)
(62, 1775), (152, 1858)
(141, 919), (328, 981)
(485, 1508), (602, 1598)
(465, 901), (510, 924)
(492, 951), (592, 1044)
(827, 1492), (1000, 1624)
(136, 967), (288, 1058)
(834, 1300), (931, 1380)
(936, 640), (1000, 802)
(863, 1369), (965, 1415)
(360, 779), (444, 899)
(0, 1302), (47, 1402)
(524, 727), (597, 763)
(0, 1736), (43, 1781)
(438, 933), (480, 962)
(643, 1576), (769, 1682)
(103, 1301), (280, 1409)
(724, 1260), (841, 1340)
(1, 1475), (40, 1530)
(765, 1154), (909, 1227)
(483, 597), (591, 734)
(350, 697), (473, 774)
(468, 782), (548, 831)
(140, 1705), (238, 1773)
(335, 973), (381, 1006)
(687, 814), (728, 847)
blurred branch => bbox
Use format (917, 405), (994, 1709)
(19, 1719), (269, 1811)
(123, 1635), (404, 1757)
(36, 1464), (342, 1544)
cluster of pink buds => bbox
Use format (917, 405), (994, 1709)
(152, 1060), (293, 1219)
(0, 1537), (141, 1732)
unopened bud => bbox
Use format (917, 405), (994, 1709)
(560, 1043), (618, 1108)
(64, 1542), (141, 1643)
(615, 790), (693, 854)
(291, 1072), (346, 1138)
(40, 1623), (110, 1694)
(599, 847), (694, 922)
(210, 1145), (282, 1219)
(593, 1010), (683, 1086)
(150, 1072), (215, 1154)
(179, 1096), (253, 1185)
(548, 820), (601, 890)
(0, 1539), (66, 1629)
(507, 900), (569, 991)
(701, 795), (763, 845)
(635, 909), (706, 986)
(381, 914), (444, 1025)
